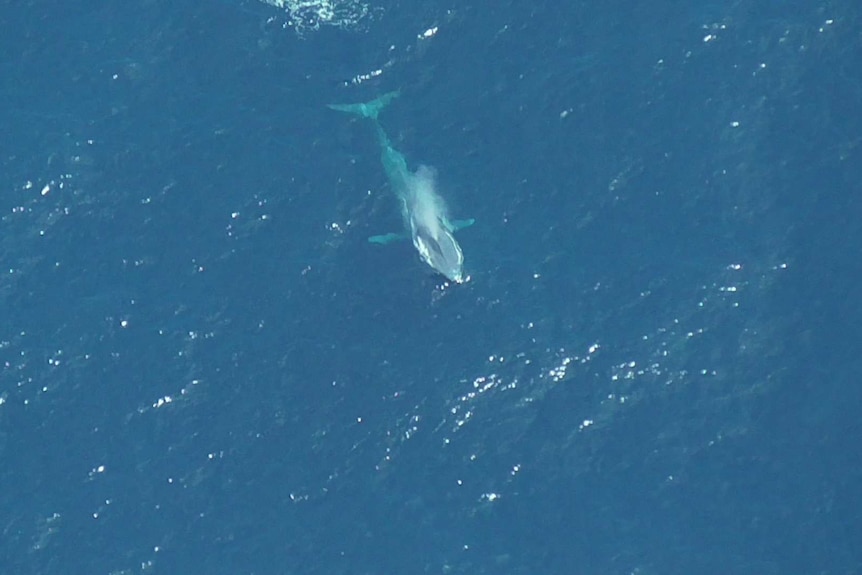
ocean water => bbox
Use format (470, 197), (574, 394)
(1, 1), (860, 574)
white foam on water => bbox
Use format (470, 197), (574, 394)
(260, 0), (376, 35)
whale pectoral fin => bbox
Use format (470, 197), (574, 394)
(369, 232), (409, 245)
(370, 219), (473, 245)
(449, 218), (476, 232)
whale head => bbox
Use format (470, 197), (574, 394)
(412, 219), (465, 283)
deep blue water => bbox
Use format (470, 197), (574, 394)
(1, 1), (860, 574)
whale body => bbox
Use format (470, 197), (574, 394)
(329, 92), (473, 283)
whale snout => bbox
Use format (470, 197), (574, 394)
(412, 224), (465, 284)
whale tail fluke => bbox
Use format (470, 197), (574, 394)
(327, 90), (400, 121)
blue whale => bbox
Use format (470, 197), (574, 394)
(329, 92), (473, 283)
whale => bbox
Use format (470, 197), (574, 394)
(328, 91), (474, 283)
